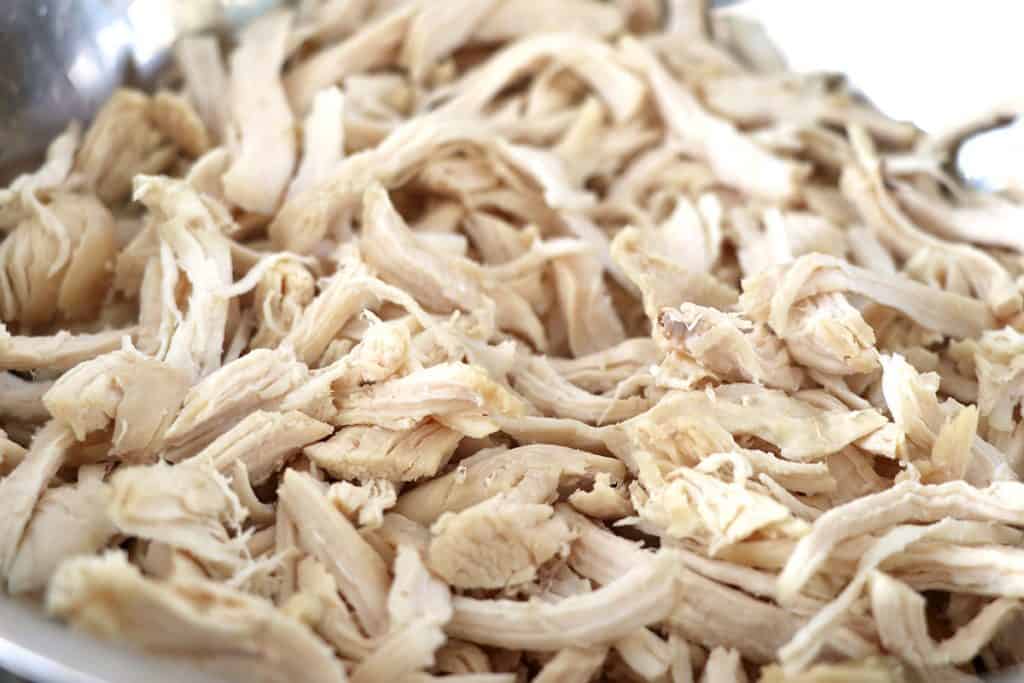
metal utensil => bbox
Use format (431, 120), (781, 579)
(0, 0), (281, 178)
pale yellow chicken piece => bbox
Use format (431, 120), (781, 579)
(427, 496), (573, 589)
(47, 552), (347, 683)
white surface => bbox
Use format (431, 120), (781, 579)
(727, 0), (1024, 190)
(728, 0), (1024, 133)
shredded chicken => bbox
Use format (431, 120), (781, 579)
(447, 550), (679, 649)
(250, 258), (316, 350)
(160, 347), (309, 460)
(278, 468), (391, 637)
(427, 495), (574, 589)
(0, 423), (74, 582)
(47, 552), (347, 683)
(534, 646), (608, 683)
(0, 326), (131, 372)
(7, 467), (115, 594)
(75, 91), (182, 203)
(108, 461), (248, 577)
(3, 3), (1024, 681)
(44, 344), (191, 458)
(333, 361), (526, 436)
(189, 410), (332, 485)
(758, 657), (908, 683)
(132, 175), (234, 381)
(328, 478), (397, 528)
(222, 11), (297, 214)
(305, 420), (461, 482)
(659, 304), (803, 391)
(394, 444), (626, 525)
(869, 571), (1017, 670)
(0, 193), (116, 329)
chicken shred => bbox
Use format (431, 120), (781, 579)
(0, 423), (74, 581)
(2, 3), (1024, 681)
(75, 91), (179, 203)
(44, 344), (191, 458)
(7, 468), (115, 594)
(427, 496), (573, 589)
(305, 420), (462, 482)
(394, 444), (626, 525)
(0, 193), (116, 329)
(47, 552), (348, 683)
(188, 409), (333, 485)
(222, 11), (297, 214)
(278, 468), (391, 637)
(108, 461), (248, 576)
(447, 550), (679, 650)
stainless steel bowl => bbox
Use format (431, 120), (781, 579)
(1, 1), (1022, 681)
(0, 0), (280, 178)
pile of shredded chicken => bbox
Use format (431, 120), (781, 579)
(4, 1), (1024, 681)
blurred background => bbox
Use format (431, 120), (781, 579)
(727, 0), (1024, 189)
(730, 0), (1023, 133)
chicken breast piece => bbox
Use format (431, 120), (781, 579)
(349, 545), (453, 683)
(428, 496), (573, 589)
(108, 462), (248, 576)
(161, 347), (309, 461)
(617, 387), (887, 464)
(447, 550), (679, 650)
(395, 444), (626, 525)
(778, 479), (1024, 604)
(741, 253), (993, 342)
(47, 552), (348, 683)
(659, 304), (803, 392)
(0, 422), (73, 580)
(189, 410), (333, 485)
(0, 326), (130, 372)
(278, 469), (391, 637)
(44, 346), (191, 458)
(0, 193), (116, 329)
(333, 361), (525, 437)
(611, 225), (738, 318)
(222, 11), (297, 214)
(305, 421), (461, 482)
(510, 353), (650, 425)
(7, 469), (115, 594)
(534, 646), (608, 683)
(620, 38), (809, 202)
(75, 91), (176, 202)
(133, 175), (234, 382)
(250, 258), (316, 350)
